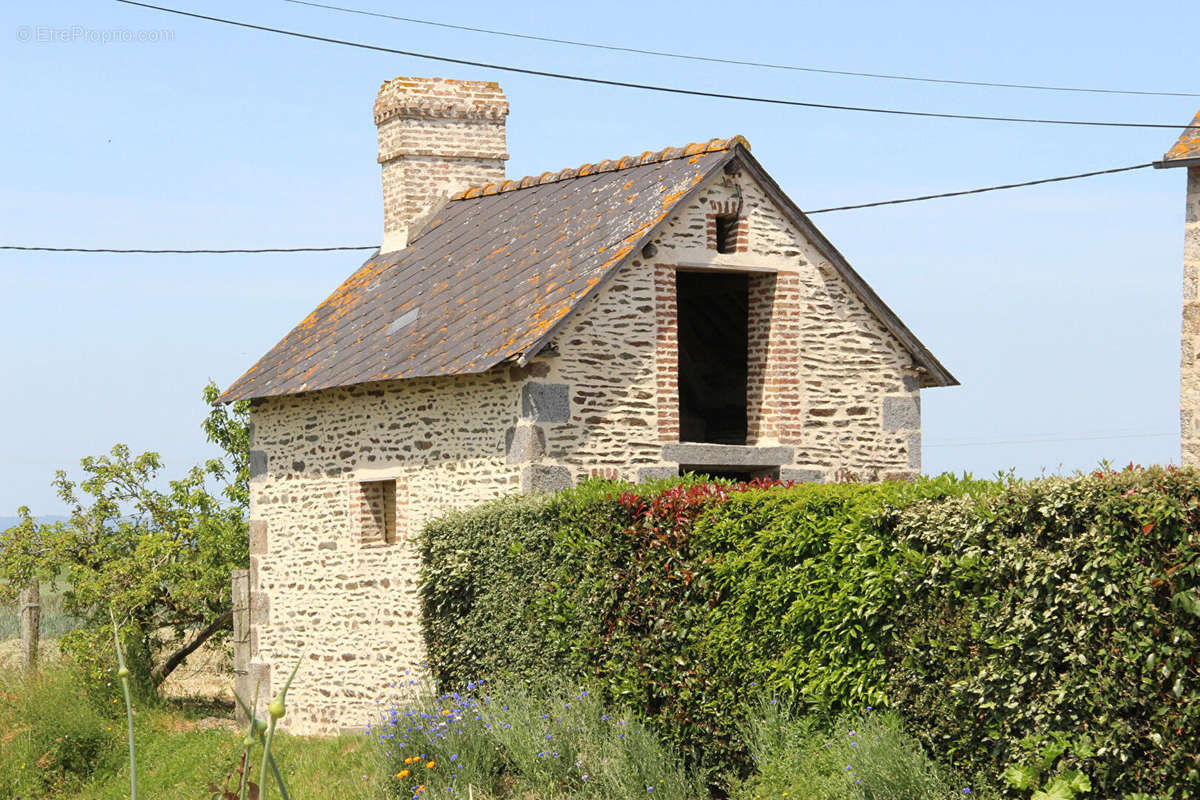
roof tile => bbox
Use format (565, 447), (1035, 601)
(221, 143), (733, 401)
(1163, 109), (1200, 163)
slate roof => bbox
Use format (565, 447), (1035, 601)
(222, 136), (956, 402)
(1157, 109), (1200, 167)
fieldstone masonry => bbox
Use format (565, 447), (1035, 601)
(240, 76), (941, 734)
(1180, 166), (1200, 466)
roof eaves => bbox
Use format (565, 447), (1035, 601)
(1154, 156), (1200, 169)
(732, 148), (959, 388)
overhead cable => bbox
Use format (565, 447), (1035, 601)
(114, 1), (1200, 131)
(282, 0), (1200, 99)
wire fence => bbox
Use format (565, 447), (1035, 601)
(0, 582), (82, 641)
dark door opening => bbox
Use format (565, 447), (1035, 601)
(677, 271), (749, 444)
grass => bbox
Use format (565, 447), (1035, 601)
(0, 652), (997, 800)
(78, 716), (385, 800)
(0, 662), (388, 800)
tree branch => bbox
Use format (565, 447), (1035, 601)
(151, 609), (233, 686)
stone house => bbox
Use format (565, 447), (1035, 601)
(220, 76), (957, 733)
(1156, 110), (1200, 466)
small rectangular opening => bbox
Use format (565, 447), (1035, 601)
(678, 465), (779, 483)
(677, 271), (748, 445)
(714, 215), (738, 254)
(359, 479), (397, 545)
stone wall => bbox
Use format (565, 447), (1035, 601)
(643, 164), (922, 481)
(245, 372), (523, 733)
(1182, 166), (1200, 466)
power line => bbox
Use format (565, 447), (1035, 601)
(805, 162), (1154, 214)
(115, 1), (1199, 131)
(925, 431), (1176, 448)
(282, 0), (1200, 99)
(0, 159), (1160, 254)
(0, 245), (375, 254)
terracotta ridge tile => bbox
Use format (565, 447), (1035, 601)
(450, 135), (749, 200)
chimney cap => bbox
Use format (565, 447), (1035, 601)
(374, 76), (509, 126)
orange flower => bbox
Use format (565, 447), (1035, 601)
(416, 786), (425, 793)
(397, 769), (410, 779)
(426, 761), (436, 769)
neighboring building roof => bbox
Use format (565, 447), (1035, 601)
(221, 137), (956, 402)
(1155, 109), (1200, 167)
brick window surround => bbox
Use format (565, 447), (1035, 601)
(351, 478), (407, 546)
(706, 200), (748, 254)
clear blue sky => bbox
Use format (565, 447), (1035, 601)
(2, 0), (1196, 517)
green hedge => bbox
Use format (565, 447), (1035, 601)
(420, 468), (1200, 798)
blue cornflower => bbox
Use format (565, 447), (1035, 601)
(845, 766), (852, 771)
(963, 790), (972, 795)
(450, 754), (458, 762)
(647, 787), (654, 792)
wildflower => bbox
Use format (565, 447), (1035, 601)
(963, 790), (972, 795)
(848, 730), (857, 736)
(450, 754), (458, 762)
(647, 786), (654, 792)
(397, 770), (410, 779)
(582, 774), (589, 781)
(845, 766), (852, 771)
(427, 761), (436, 769)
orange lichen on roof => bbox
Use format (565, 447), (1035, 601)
(1163, 109), (1200, 163)
(450, 136), (750, 201)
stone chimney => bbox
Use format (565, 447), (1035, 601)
(375, 77), (509, 253)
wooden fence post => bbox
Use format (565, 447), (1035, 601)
(19, 580), (40, 671)
(231, 569), (251, 725)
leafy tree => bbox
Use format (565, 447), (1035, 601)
(0, 383), (250, 690)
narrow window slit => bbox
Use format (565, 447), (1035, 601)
(715, 214), (738, 254)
